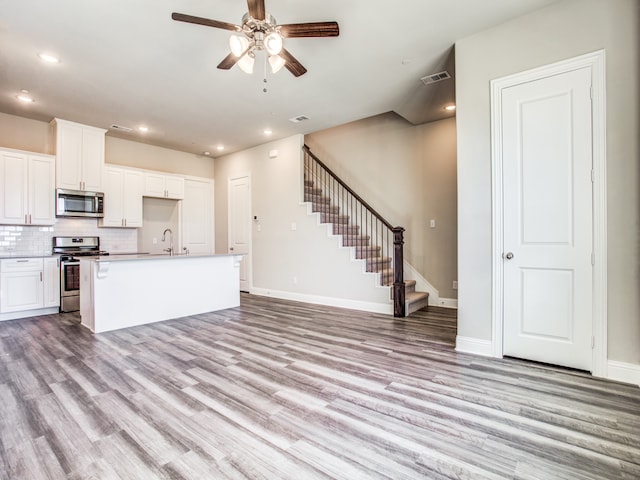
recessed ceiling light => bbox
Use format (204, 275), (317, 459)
(138, 126), (149, 133)
(38, 53), (60, 64)
(17, 94), (34, 103)
(216, 145), (225, 151)
(203, 151), (211, 156)
(263, 129), (273, 135)
(444, 104), (456, 111)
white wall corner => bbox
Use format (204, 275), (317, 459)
(607, 360), (640, 387)
(455, 335), (494, 357)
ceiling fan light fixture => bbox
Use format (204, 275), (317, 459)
(268, 54), (285, 73)
(264, 32), (283, 55)
(237, 52), (255, 74)
(229, 35), (249, 57)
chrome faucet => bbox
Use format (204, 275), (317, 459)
(162, 228), (174, 255)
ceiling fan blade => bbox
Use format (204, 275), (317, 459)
(280, 48), (307, 77)
(217, 52), (239, 70)
(247, 0), (266, 20)
(279, 22), (339, 38)
(172, 12), (239, 32)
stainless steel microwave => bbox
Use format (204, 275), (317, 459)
(56, 188), (104, 218)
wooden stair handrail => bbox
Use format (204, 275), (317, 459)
(303, 145), (396, 231)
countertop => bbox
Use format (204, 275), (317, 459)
(82, 253), (243, 262)
(0, 254), (57, 260)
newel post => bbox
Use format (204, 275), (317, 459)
(393, 227), (405, 318)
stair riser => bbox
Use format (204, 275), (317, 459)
(312, 204), (340, 214)
(305, 187), (323, 195)
(366, 259), (392, 272)
(342, 237), (371, 247)
(356, 246), (382, 258)
(304, 194), (331, 204)
(319, 214), (349, 224)
(333, 225), (360, 235)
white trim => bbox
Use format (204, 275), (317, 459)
(0, 307), (59, 322)
(251, 287), (393, 315)
(228, 174), (252, 292)
(455, 336), (493, 357)
(607, 361), (640, 387)
(490, 50), (607, 375)
(437, 297), (458, 309)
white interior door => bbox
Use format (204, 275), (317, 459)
(228, 176), (251, 292)
(502, 66), (593, 371)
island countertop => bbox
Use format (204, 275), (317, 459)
(79, 253), (243, 333)
(93, 253), (242, 262)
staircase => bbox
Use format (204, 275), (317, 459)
(303, 147), (429, 316)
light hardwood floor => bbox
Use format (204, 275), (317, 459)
(0, 293), (638, 479)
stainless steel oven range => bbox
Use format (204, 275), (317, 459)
(52, 236), (108, 313)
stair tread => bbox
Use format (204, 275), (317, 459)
(406, 291), (429, 302)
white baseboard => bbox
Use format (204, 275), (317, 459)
(436, 297), (458, 309)
(607, 360), (640, 386)
(0, 306), (59, 321)
(250, 288), (393, 315)
(455, 335), (494, 357)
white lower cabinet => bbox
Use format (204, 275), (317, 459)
(0, 257), (60, 316)
(43, 257), (61, 308)
(99, 166), (143, 228)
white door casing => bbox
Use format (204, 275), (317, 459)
(491, 50), (607, 376)
(228, 176), (251, 292)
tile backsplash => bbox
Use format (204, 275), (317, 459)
(0, 218), (138, 256)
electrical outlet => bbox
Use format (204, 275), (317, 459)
(430, 219), (436, 228)
(293, 276), (298, 285)
(452, 280), (458, 290)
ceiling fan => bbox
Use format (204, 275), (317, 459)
(172, 0), (339, 77)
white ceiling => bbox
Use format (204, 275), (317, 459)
(0, 0), (559, 157)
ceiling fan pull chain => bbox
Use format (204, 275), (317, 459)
(263, 54), (268, 93)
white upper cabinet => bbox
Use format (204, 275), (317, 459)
(99, 166), (143, 228)
(51, 118), (105, 192)
(144, 172), (184, 199)
(0, 148), (55, 226)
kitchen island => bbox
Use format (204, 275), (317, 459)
(79, 253), (243, 333)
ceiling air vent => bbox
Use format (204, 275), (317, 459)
(420, 70), (451, 85)
(109, 124), (133, 132)
(289, 115), (310, 123)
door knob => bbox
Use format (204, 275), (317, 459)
(229, 247), (234, 251)
(504, 252), (514, 260)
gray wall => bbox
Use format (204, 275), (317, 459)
(306, 113), (458, 299)
(456, 0), (639, 363)
(214, 134), (391, 308)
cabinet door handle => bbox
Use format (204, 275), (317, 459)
(40, 272), (43, 281)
